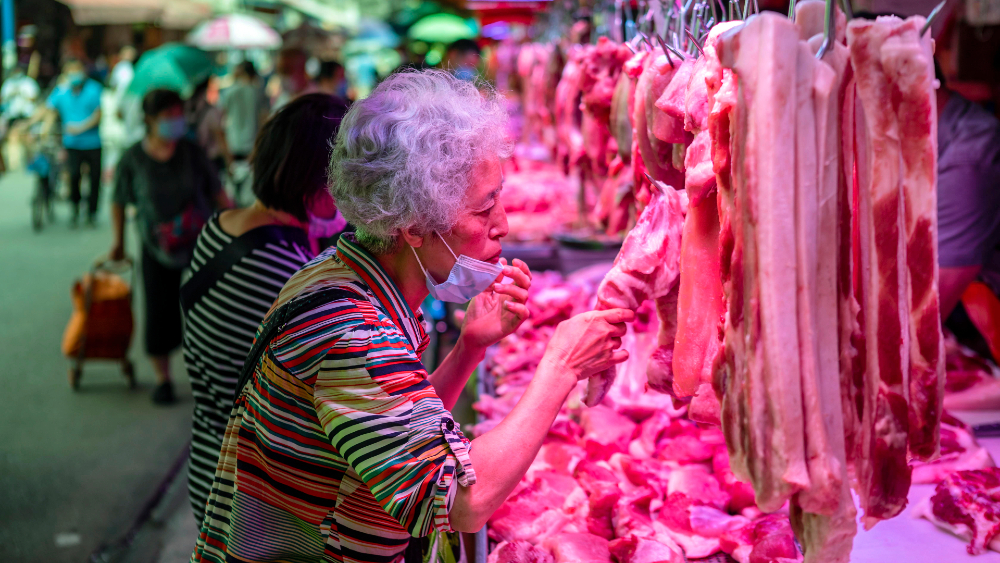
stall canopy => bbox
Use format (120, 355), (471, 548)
(57, 0), (164, 25)
(407, 13), (478, 44)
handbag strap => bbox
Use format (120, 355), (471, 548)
(180, 223), (308, 312)
(234, 287), (361, 406)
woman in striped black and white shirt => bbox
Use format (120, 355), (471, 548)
(181, 94), (350, 522)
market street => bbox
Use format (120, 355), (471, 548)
(0, 169), (194, 562)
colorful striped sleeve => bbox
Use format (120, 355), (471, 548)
(312, 317), (476, 537)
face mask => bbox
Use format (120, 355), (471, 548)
(307, 209), (347, 239)
(157, 116), (187, 141)
(455, 66), (477, 82)
(410, 232), (503, 303)
(68, 72), (85, 87)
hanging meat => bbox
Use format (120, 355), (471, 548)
(847, 13), (943, 528)
(585, 186), (688, 407)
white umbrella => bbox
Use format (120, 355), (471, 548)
(187, 14), (282, 51)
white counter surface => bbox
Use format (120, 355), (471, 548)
(851, 410), (1000, 562)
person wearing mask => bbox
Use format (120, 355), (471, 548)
(444, 38), (481, 81)
(315, 60), (349, 99)
(191, 70), (632, 563)
(41, 60), (104, 226)
(218, 61), (267, 200)
(181, 93), (349, 522)
(109, 89), (231, 405)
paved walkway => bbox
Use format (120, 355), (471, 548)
(0, 169), (196, 562)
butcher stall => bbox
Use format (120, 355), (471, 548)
(464, 0), (1000, 562)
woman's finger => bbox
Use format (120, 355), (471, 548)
(610, 349), (630, 364)
(494, 283), (529, 303)
(608, 322), (628, 338)
(512, 258), (533, 281)
(610, 337), (622, 350)
(503, 263), (531, 289)
(504, 301), (530, 319)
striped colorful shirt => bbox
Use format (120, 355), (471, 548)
(191, 234), (476, 563)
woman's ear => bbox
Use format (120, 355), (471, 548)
(399, 227), (425, 249)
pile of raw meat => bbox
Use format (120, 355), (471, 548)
(501, 158), (580, 242)
(490, 4), (1000, 562)
(476, 269), (806, 563)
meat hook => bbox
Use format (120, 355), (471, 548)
(686, 29), (706, 55)
(840, 0), (853, 20)
(815, 0), (835, 59)
(655, 32), (676, 64)
(921, 0), (947, 36)
(788, 0), (796, 20)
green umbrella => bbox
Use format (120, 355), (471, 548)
(407, 13), (478, 44)
(127, 43), (214, 99)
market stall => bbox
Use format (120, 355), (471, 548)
(462, 0), (1000, 561)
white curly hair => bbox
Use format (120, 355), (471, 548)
(328, 69), (512, 255)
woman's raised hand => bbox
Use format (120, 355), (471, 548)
(540, 308), (634, 384)
(458, 258), (532, 350)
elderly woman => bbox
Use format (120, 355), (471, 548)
(191, 70), (632, 563)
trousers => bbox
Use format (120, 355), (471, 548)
(66, 147), (102, 218)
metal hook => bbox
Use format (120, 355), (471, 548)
(815, 0), (835, 59)
(686, 29), (706, 56)
(921, 0), (946, 36)
(655, 32), (675, 64)
(840, 0), (853, 20)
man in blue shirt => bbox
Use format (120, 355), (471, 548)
(45, 60), (104, 226)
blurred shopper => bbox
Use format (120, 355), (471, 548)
(187, 80), (231, 180)
(109, 46), (136, 115)
(272, 48), (316, 111)
(444, 38), (481, 81)
(218, 62), (267, 200)
(936, 70), (1000, 320)
(39, 60), (104, 226)
(182, 93), (349, 521)
(1, 64), (40, 125)
(109, 90), (231, 405)
(315, 60), (349, 99)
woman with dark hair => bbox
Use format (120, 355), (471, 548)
(180, 93), (350, 521)
(109, 89), (230, 405)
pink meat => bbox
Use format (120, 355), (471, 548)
(882, 19), (945, 462)
(634, 54), (686, 188)
(683, 130), (717, 207)
(652, 58), (693, 143)
(911, 413), (996, 484)
(488, 541), (555, 563)
(608, 535), (684, 563)
(580, 405), (638, 460)
(587, 187), (687, 407)
(646, 286), (680, 396)
(722, 13), (810, 513)
(848, 16), (923, 528)
(672, 192), (725, 399)
(543, 533), (612, 563)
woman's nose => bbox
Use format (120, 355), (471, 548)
(490, 205), (509, 240)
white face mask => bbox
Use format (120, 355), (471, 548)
(410, 232), (504, 303)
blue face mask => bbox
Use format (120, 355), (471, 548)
(411, 232), (504, 303)
(68, 72), (85, 87)
(454, 66), (477, 82)
(157, 116), (187, 141)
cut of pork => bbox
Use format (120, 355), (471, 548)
(587, 186), (687, 406)
(672, 192), (725, 399)
(720, 13), (810, 513)
(848, 15), (939, 527)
